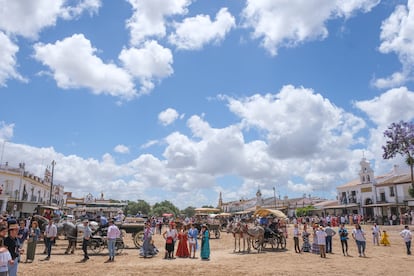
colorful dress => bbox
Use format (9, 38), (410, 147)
(302, 230), (311, 252)
(26, 227), (40, 261)
(380, 231), (390, 246)
(311, 230), (320, 254)
(200, 229), (210, 260)
(176, 230), (190, 258)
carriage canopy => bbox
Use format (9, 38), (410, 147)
(253, 208), (287, 219)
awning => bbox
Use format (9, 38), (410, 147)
(323, 204), (359, 209)
(39, 205), (60, 210)
(253, 208), (287, 219)
(363, 203), (404, 207)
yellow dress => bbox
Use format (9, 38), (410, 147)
(380, 232), (390, 246)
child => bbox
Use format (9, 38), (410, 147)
(380, 230), (390, 246)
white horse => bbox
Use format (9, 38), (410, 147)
(227, 221), (251, 253)
(240, 222), (265, 253)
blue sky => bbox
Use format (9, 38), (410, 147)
(1, 0), (414, 209)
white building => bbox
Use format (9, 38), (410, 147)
(335, 157), (414, 224)
(0, 162), (65, 217)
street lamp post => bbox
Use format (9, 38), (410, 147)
(273, 187), (276, 209)
(49, 160), (56, 205)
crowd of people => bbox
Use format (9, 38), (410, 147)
(290, 221), (412, 258)
(141, 220), (211, 261)
(0, 209), (412, 275)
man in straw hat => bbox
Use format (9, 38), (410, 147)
(4, 221), (22, 275)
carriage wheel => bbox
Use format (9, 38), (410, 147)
(270, 237), (278, 250)
(214, 230), (221, 239)
(278, 236), (286, 249)
(89, 239), (102, 254)
(133, 231), (144, 249)
(115, 239), (124, 254)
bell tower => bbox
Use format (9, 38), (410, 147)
(359, 157), (374, 184)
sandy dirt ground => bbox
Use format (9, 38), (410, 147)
(17, 224), (412, 276)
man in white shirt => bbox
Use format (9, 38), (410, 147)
(372, 223), (380, 246)
(400, 225), (412, 255)
(105, 219), (120, 262)
(43, 220), (57, 260)
(316, 226), (327, 258)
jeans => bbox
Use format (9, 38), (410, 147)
(405, 241), (411, 255)
(7, 258), (18, 276)
(325, 236), (332, 253)
(108, 239), (116, 258)
(340, 239), (348, 255)
(356, 240), (366, 255)
(82, 239), (89, 258)
(45, 237), (53, 257)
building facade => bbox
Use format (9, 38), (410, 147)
(0, 162), (65, 217)
(335, 157), (414, 224)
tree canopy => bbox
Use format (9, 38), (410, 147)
(383, 121), (414, 194)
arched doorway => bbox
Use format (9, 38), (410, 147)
(364, 198), (373, 220)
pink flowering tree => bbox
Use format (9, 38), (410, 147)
(382, 121), (414, 196)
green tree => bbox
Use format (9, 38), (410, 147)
(295, 205), (315, 217)
(383, 121), (414, 196)
(152, 200), (179, 217)
(181, 206), (196, 218)
(126, 199), (151, 216)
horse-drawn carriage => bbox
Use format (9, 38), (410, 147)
(193, 208), (223, 239)
(252, 208), (288, 251)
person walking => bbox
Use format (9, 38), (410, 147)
(372, 223), (380, 246)
(316, 226), (327, 258)
(80, 219), (92, 262)
(0, 225), (12, 276)
(352, 224), (366, 257)
(293, 224), (301, 253)
(301, 224), (311, 252)
(105, 219), (120, 262)
(140, 221), (153, 258)
(188, 223), (199, 258)
(200, 224), (210, 261)
(25, 221), (40, 263)
(324, 222), (336, 253)
(400, 225), (412, 255)
(4, 222), (21, 276)
(338, 223), (349, 256)
(43, 219), (57, 261)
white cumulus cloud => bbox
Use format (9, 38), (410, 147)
(158, 108), (179, 126)
(169, 7), (236, 50)
(33, 34), (137, 100)
(241, 0), (379, 56)
(126, 0), (191, 46)
(0, 32), (26, 86)
(374, 0), (414, 88)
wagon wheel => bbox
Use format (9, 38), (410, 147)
(89, 239), (102, 254)
(214, 229), (221, 239)
(269, 236), (278, 250)
(115, 238), (124, 255)
(278, 235), (286, 249)
(133, 231), (144, 249)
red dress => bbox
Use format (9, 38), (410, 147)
(176, 230), (190, 258)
